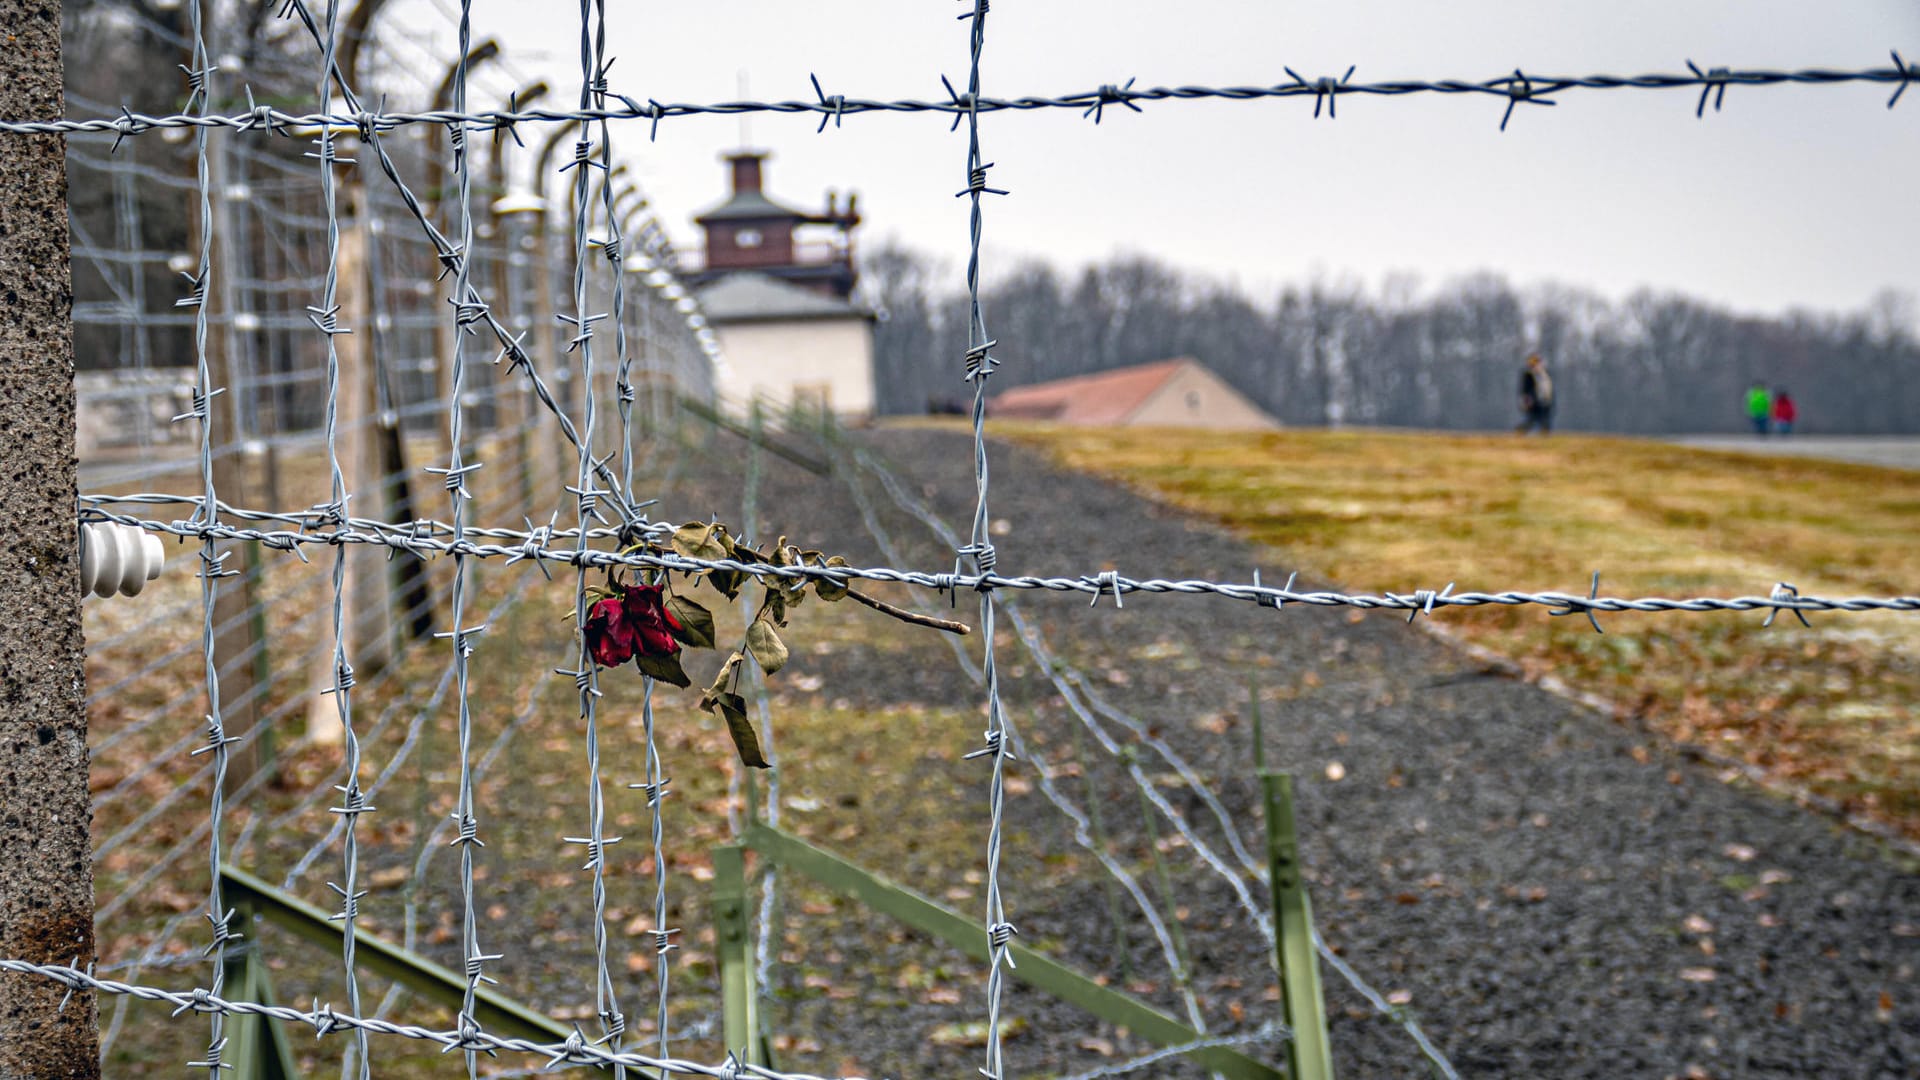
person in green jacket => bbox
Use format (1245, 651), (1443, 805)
(1745, 382), (1772, 436)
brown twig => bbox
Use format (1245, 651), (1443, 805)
(728, 537), (973, 636)
(845, 586), (972, 636)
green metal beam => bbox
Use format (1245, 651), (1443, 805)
(1261, 773), (1334, 1080)
(711, 844), (761, 1065)
(222, 914), (302, 1080)
(742, 823), (1284, 1080)
(219, 866), (572, 1045)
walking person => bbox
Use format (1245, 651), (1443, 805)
(1772, 387), (1797, 436)
(1517, 353), (1554, 435)
(1746, 382), (1772, 436)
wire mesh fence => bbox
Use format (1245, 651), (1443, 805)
(3, 0), (1918, 1077)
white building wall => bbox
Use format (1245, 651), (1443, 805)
(1130, 364), (1279, 429)
(712, 316), (875, 417)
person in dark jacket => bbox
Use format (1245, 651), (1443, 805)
(1517, 353), (1554, 435)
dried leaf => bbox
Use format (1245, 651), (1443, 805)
(746, 619), (789, 674)
(665, 594), (717, 649)
(761, 584), (788, 627)
(701, 690), (769, 768)
(671, 522), (728, 562)
(705, 652), (746, 698)
(815, 555), (850, 602)
(633, 650), (691, 688)
(709, 569), (746, 600)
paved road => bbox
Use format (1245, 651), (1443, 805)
(1675, 435), (1920, 471)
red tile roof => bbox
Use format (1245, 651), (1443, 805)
(988, 358), (1192, 424)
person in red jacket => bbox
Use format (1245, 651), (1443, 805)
(1771, 388), (1797, 436)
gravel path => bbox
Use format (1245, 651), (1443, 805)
(676, 424), (1918, 1080)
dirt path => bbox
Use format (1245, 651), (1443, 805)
(727, 426), (1918, 1079)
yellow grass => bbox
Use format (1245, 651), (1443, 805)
(996, 423), (1920, 839)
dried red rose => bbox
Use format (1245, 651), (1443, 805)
(583, 584), (687, 669)
(585, 594), (641, 667)
(620, 584), (684, 659)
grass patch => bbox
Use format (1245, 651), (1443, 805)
(996, 423), (1920, 839)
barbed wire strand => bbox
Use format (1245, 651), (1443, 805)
(307, 0), (375, 1074)
(81, 499), (1920, 625)
(567, 0), (632, 1066)
(11, 60), (1918, 138)
(0, 960), (894, 1080)
(177, 0), (242, 1073)
(952, 5), (1022, 1080)
(444, 2), (493, 1074)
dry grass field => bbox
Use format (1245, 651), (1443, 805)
(996, 424), (1920, 841)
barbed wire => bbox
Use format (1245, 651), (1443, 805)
(0, 960), (881, 1080)
(953, 7), (1019, 1080)
(72, 501), (1920, 624)
(8, 58), (1918, 140)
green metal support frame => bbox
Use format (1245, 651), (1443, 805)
(219, 867), (573, 1048)
(223, 893), (303, 1080)
(1260, 773), (1335, 1080)
(214, 789), (1327, 1080)
(736, 822), (1285, 1080)
(710, 844), (765, 1066)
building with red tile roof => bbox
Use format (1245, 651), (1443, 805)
(988, 358), (1277, 429)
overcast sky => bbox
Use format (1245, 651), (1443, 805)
(377, 1), (1920, 317)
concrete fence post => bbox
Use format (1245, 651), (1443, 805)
(0, 1), (105, 1074)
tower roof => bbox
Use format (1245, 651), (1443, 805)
(694, 150), (806, 224)
(693, 189), (806, 224)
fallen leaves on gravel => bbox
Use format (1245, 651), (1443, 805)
(928, 1018), (1027, 1047)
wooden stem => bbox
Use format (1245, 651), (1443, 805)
(731, 538), (974, 636)
(845, 586), (972, 636)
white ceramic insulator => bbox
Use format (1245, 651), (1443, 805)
(79, 522), (166, 599)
